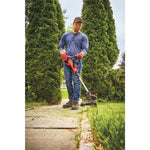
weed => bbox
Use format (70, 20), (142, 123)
(25, 101), (48, 108)
(87, 103), (125, 150)
(74, 131), (81, 149)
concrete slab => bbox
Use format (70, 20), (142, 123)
(26, 129), (78, 150)
(25, 99), (82, 150)
(26, 116), (79, 128)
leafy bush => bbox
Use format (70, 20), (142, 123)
(107, 69), (125, 101)
(25, 84), (37, 102)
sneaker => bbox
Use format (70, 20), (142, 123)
(72, 101), (79, 110)
(63, 100), (72, 108)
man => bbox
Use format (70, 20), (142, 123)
(58, 17), (89, 110)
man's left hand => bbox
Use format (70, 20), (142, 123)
(77, 52), (84, 59)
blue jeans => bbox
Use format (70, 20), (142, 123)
(64, 59), (82, 102)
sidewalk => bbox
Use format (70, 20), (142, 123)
(25, 99), (95, 150)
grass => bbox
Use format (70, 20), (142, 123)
(25, 89), (68, 108)
(86, 103), (125, 150)
(61, 89), (68, 99)
(25, 101), (48, 108)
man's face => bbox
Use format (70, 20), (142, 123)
(73, 22), (82, 33)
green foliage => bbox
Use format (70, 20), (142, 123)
(81, 0), (120, 100)
(87, 103), (125, 150)
(25, 101), (48, 109)
(54, 0), (65, 40)
(106, 69), (125, 101)
(25, 84), (37, 102)
(25, 0), (65, 103)
(74, 132), (81, 149)
(61, 89), (68, 99)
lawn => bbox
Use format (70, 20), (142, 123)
(25, 89), (68, 108)
(61, 89), (68, 99)
(25, 101), (48, 108)
(87, 102), (125, 150)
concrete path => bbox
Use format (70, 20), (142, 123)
(25, 99), (95, 150)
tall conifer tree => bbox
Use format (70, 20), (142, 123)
(25, 0), (65, 103)
(103, 0), (119, 67)
(55, 0), (65, 40)
(81, 0), (119, 99)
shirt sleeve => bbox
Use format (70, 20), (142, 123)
(81, 35), (89, 56)
(58, 33), (66, 52)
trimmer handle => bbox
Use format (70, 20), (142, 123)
(71, 55), (80, 66)
(63, 56), (78, 74)
(64, 55), (80, 66)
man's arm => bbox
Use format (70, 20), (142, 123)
(58, 34), (66, 56)
(81, 35), (89, 56)
(77, 35), (89, 59)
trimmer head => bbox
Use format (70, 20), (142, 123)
(80, 99), (97, 106)
(88, 91), (96, 101)
(80, 91), (97, 106)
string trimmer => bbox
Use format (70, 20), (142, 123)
(64, 56), (97, 106)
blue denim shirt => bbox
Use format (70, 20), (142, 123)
(58, 31), (89, 57)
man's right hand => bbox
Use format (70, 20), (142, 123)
(62, 53), (69, 61)
(60, 50), (68, 61)
(60, 50), (65, 56)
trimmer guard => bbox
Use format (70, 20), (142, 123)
(80, 99), (97, 106)
(80, 91), (97, 106)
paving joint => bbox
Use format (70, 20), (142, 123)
(26, 127), (78, 129)
(79, 106), (95, 150)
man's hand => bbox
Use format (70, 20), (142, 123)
(60, 50), (65, 56)
(60, 50), (68, 61)
(77, 52), (84, 59)
(62, 53), (69, 61)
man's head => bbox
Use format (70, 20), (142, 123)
(73, 17), (83, 34)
